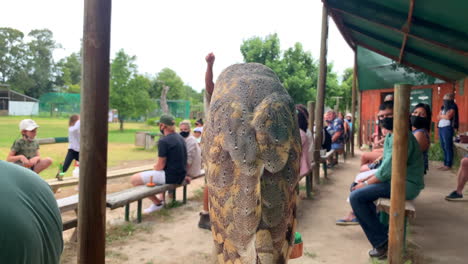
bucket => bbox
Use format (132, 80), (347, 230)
(289, 232), (303, 259)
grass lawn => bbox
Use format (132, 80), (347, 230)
(0, 116), (159, 179)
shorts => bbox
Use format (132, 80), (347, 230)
(140, 170), (166, 185)
(331, 142), (344, 150)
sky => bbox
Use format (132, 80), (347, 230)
(1, 0), (353, 92)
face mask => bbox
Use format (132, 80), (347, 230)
(326, 119), (332, 123)
(411, 116), (426, 129)
(443, 100), (451, 109)
(381, 117), (393, 131)
(180, 131), (190, 138)
(160, 126), (165, 135)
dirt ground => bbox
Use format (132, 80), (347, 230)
(59, 151), (468, 264)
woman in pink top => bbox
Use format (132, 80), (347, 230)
(296, 105), (311, 176)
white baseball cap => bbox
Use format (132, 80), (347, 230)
(19, 119), (39, 131)
(194, 127), (202, 133)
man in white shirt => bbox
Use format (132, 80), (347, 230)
(179, 120), (202, 177)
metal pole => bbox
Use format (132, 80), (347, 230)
(78, 0), (111, 263)
(313, 4), (329, 184)
(388, 84), (411, 264)
(350, 53), (357, 156)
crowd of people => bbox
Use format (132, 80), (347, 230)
(2, 51), (466, 262)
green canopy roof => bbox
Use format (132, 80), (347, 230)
(326, 0), (468, 82)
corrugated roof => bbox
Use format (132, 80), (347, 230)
(326, 0), (468, 82)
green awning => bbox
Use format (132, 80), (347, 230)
(326, 0), (468, 83)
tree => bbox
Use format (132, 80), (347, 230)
(150, 68), (185, 100)
(0, 27), (26, 83)
(240, 34), (318, 104)
(110, 49), (152, 130)
(56, 52), (81, 93)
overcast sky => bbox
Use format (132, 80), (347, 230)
(1, 0), (353, 91)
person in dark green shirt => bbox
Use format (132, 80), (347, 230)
(0, 160), (63, 263)
(349, 101), (424, 259)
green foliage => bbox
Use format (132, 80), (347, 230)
(110, 49), (153, 130)
(240, 34), (349, 107)
(428, 143), (444, 161)
(151, 68), (185, 100)
(0, 27), (25, 83)
(55, 52), (81, 93)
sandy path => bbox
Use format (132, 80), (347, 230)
(60, 152), (468, 264)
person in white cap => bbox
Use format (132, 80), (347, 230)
(193, 127), (203, 144)
(6, 119), (53, 174)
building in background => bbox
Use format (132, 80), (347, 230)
(0, 85), (39, 116)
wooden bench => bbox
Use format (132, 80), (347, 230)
(320, 149), (335, 178)
(107, 171), (205, 222)
(57, 171), (205, 234)
(375, 198), (416, 249)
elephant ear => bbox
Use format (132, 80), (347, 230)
(251, 92), (299, 174)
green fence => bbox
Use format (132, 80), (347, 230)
(39, 93), (81, 117)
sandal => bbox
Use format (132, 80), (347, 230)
(336, 218), (359, 226)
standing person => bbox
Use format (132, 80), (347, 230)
(193, 127), (203, 144)
(0, 160), (63, 263)
(445, 157), (468, 200)
(345, 113), (353, 131)
(7, 119), (53, 174)
(411, 103), (431, 174)
(437, 93), (459, 171)
(179, 120), (201, 178)
(57, 114), (80, 179)
(130, 114), (188, 214)
(198, 52), (215, 230)
(325, 110), (344, 166)
(349, 102), (424, 259)
(296, 104), (311, 176)
(195, 118), (204, 132)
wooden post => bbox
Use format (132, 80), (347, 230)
(350, 53), (357, 156)
(78, 0), (111, 263)
(313, 4), (329, 184)
(388, 84), (411, 264)
(308, 101), (319, 186)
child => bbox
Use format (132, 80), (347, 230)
(58, 115), (80, 178)
(7, 119), (53, 174)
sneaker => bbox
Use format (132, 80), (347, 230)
(143, 203), (164, 214)
(445, 191), (463, 201)
(369, 242), (387, 259)
(336, 218), (359, 226)
(198, 212), (211, 230)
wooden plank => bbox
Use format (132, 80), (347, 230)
(106, 172), (204, 209)
(78, 0), (112, 262)
(47, 164), (154, 188)
(375, 198), (415, 219)
(63, 218), (78, 231)
(37, 138), (56, 144)
(57, 194), (79, 213)
(388, 84), (411, 264)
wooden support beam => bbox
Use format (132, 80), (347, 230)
(398, 0), (415, 63)
(350, 52), (357, 156)
(78, 0), (112, 263)
(313, 4), (329, 184)
(307, 101), (319, 186)
(388, 84), (411, 263)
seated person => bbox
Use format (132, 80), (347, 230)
(325, 110), (344, 166)
(410, 103), (431, 174)
(130, 114), (188, 214)
(0, 160), (63, 263)
(179, 120), (201, 178)
(445, 156), (468, 201)
(6, 119), (53, 174)
(296, 104), (311, 176)
(349, 102), (424, 259)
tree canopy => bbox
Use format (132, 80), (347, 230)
(110, 49), (153, 130)
(240, 34), (352, 111)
